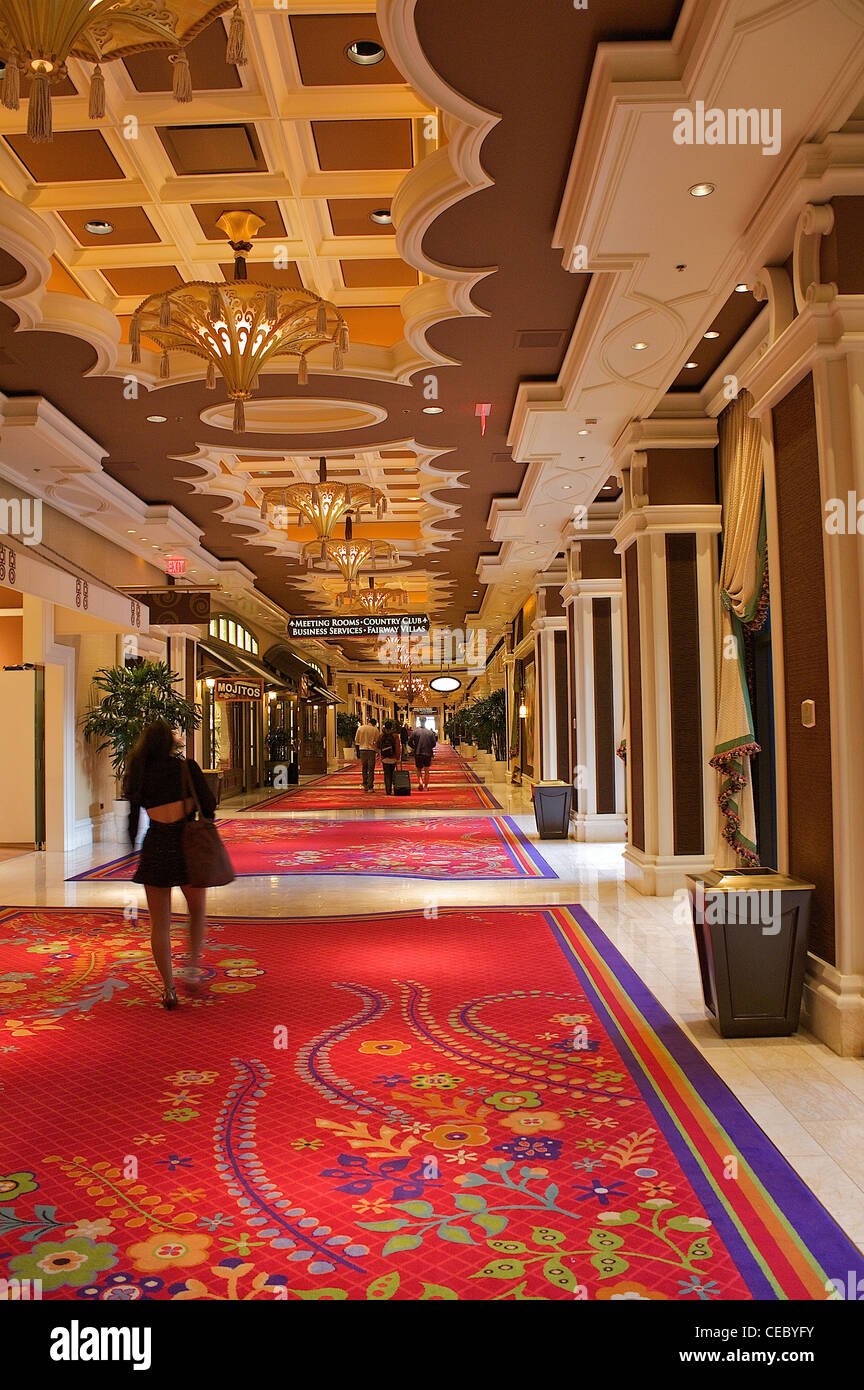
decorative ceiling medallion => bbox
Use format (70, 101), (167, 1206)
(0, 1), (246, 143)
(199, 398), (387, 435)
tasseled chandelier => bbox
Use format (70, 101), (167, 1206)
(306, 514), (399, 596)
(129, 211), (349, 433)
(260, 456), (386, 558)
(335, 576), (408, 614)
(0, 1), (247, 144)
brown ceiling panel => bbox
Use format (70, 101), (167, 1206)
(341, 257), (418, 288)
(328, 199), (395, 237)
(192, 202), (286, 240)
(312, 119), (412, 172)
(59, 207), (160, 246)
(5, 130), (124, 183)
(289, 14), (406, 87)
(101, 266), (183, 297)
(669, 287), (763, 391)
(124, 19), (241, 92)
(158, 124), (266, 176)
(0, 250), (25, 288)
(219, 261), (303, 289)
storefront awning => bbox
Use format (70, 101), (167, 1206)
(311, 683), (344, 706)
(197, 637), (289, 688)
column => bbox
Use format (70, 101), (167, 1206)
(533, 577), (569, 783)
(612, 424), (720, 894)
(562, 530), (627, 841)
(745, 193), (864, 1053)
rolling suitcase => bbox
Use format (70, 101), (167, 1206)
(393, 764), (411, 796)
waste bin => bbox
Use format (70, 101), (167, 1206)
(531, 780), (573, 839)
(201, 770), (223, 806)
(686, 867), (815, 1037)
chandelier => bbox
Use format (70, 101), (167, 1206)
(261, 456), (385, 558)
(306, 515), (398, 595)
(130, 211), (348, 432)
(0, 1), (246, 143)
(335, 576), (408, 614)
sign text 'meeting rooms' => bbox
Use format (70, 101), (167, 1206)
(287, 614), (431, 640)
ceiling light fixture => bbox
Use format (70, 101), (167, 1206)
(422, 406), (443, 415)
(577, 428), (589, 436)
(0, 0), (247, 143)
(369, 208), (392, 225)
(632, 341), (648, 350)
(346, 39), (385, 65)
(703, 330), (720, 339)
(684, 361), (698, 369)
(689, 182), (715, 198)
(430, 675), (462, 693)
(307, 514), (399, 596)
(146, 415), (167, 423)
(261, 455), (385, 557)
(735, 283), (749, 292)
(84, 219), (113, 235)
(130, 211), (348, 433)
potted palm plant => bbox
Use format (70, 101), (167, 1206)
(337, 711), (360, 760)
(82, 661), (201, 838)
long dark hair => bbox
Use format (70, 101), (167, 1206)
(124, 719), (177, 800)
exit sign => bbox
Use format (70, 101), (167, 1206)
(165, 555), (186, 576)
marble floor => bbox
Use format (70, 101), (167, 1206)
(2, 761), (862, 1256)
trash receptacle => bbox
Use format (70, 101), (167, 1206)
(531, 780), (573, 839)
(686, 867), (815, 1037)
(201, 770), (223, 806)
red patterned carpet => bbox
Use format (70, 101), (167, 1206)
(70, 816), (555, 882)
(247, 781), (501, 812)
(0, 904), (858, 1302)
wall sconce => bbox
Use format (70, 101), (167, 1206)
(519, 700), (527, 718)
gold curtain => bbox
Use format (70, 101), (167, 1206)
(710, 389), (769, 866)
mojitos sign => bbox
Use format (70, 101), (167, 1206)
(214, 677), (263, 701)
(287, 614), (430, 640)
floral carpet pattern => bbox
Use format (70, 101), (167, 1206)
(247, 782), (502, 813)
(0, 904), (859, 1301)
(69, 816), (556, 883)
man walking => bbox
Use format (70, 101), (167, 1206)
(407, 723), (437, 791)
(354, 716), (379, 793)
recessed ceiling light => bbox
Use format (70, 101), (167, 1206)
(127, 529), (136, 534)
(689, 182), (715, 198)
(562, 484), (572, 490)
(146, 415), (167, 423)
(85, 219), (114, 235)
(369, 208), (392, 225)
(632, 341), (648, 350)
(735, 283), (749, 292)
(684, 361), (698, 369)
(577, 428), (589, 436)
(422, 406), (443, 415)
(346, 39), (386, 66)
(703, 330), (719, 340)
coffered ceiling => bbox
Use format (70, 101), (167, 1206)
(3, 0), (859, 656)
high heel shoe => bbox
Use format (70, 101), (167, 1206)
(161, 986), (179, 1011)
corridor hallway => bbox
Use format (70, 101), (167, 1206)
(1, 744), (862, 1305)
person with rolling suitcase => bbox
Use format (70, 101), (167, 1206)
(378, 719), (400, 795)
(393, 732), (412, 798)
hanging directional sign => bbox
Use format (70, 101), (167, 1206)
(287, 614), (430, 640)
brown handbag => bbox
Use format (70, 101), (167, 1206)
(181, 761), (235, 887)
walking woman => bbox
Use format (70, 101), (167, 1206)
(125, 720), (217, 1010)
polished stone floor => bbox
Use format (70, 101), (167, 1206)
(2, 759), (862, 1255)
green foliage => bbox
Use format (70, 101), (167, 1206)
(81, 661), (200, 780)
(446, 688), (507, 759)
(265, 727), (293, 760)
(337, 711), (360, 744)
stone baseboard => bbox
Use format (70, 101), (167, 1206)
(573, 812), (628, 843)
(801, 955), (864, 1056)
(624, 846), (714, 897)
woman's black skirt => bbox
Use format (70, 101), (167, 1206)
(133, 818), (191, 887)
